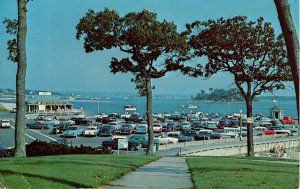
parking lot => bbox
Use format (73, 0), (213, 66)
(0, 122), (111, 149)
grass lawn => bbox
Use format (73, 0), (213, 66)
(0, 154), (159, 189)
(187, 157), (299, 189)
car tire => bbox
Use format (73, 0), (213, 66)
(129, 145), (136, 151)
(106, 146), (112, 151)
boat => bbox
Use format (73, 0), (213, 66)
(186, 104), (198, 109)
(124, 105), (136, 111)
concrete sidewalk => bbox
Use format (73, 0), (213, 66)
(103, 157), (194, 189)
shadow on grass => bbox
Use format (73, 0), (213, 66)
(9, 160), (133, 169)
(192, 167), (296, 174)
(0, 170), (91, 188)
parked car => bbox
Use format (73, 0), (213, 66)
(281, 124), (298, 133)
(280, 116), (295, 125)
(163, 123), (176, 132)
(268, 126), (292, 135)
(129, 134), (159, 148)
(0, 146), (9, 158)
(155, 133), (178, 144)
(99, 125), (116, 136)
(179, 122), (191, 130)
(205, 121), (217, 130)
(153, 123), (162, 133)
(59, 119), (75, 125)
(102, 137), (140, 151)
(108, 122), (122, 130)
(135, 124), (148, 134)
(27, 123), (49, 129)
(181, 129), (199, 137)
(220, 127), (240, 138)
(51, 124), (69, 134)
(125, 113), (144, 123)
(191, 121), (203, 130)
(255, 127), (276, 135)
(96, 116), (116, 124)
(35, 116), (60, 126)
(167, 131), (195, 142)
(194, 129), (213, 140)
(0, 119), (10, 128)
(71, 118), (92, 125)
(83, 126), (99, 137)
(62, 126), (84, 138)
(118, 124), (135, 135)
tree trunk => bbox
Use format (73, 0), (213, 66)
(246, 99), (254, 156)
(15, 0), (27, 157)
(146, 78), (154, 155)
(274, 0), (300, 131)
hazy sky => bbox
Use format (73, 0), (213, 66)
(0, 0), (298, 96)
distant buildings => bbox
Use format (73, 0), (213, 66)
(26, 92), (73, 113)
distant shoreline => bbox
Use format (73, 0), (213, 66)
(0, 102), (15, 111)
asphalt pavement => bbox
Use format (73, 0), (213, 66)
(103, 157), (194, 189)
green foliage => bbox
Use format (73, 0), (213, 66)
(187, 157), (299, 189)
(0, 154), (159, 188)
(3, 18), (18, 63)
(192, 88), (244, 102)
(25, 140), (111, 157)
(0, 104), (7, 112)
(187, 16), (292, 101)
(76, 8), (189, 94)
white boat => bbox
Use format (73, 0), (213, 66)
(186, 104), (198, 109)
(124, 105), (136, 111)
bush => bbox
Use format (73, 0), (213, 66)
(25, 140), (111, 157)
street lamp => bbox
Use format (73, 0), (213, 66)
(239, 109), (242, 141)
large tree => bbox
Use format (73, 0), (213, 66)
(186, 16), (292, 156)
(76, 8), (188, 154)
(274, 0), (299, 130)
(3, 0), (28, 157)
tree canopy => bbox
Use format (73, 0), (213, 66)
(76, 8), (188, 154)
(76, 8), (189, 88)
(185, 16), (292, 156)
(186, 16), (292, 102)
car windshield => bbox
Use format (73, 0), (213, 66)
(130, 136), (144, 140)
(87, 127), (96, 130)
(68, 127), (77, 130)
(199, 131), (211, 134)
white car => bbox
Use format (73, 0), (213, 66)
(83, 126), (99, 137)
(156, 134), (178, 144)
(0, 120), (10, 128)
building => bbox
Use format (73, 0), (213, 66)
(26, 92), (73, 113)
(269, 105), (284, 119)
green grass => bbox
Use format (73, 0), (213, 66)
(187, 157), (299, 189)
(0, 104), (7, 112)
(0, 154), (159, 189)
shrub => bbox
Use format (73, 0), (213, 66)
(25, 140), (111, 157)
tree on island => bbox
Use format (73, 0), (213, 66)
(76, 8), (188, 154)
(186, 16), (292, 156)
(192, 88), (245, 102)
(3, 0), (28, 157)
(274, 0), (299, 129)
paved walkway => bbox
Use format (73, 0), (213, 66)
(103, 157), (194, 189)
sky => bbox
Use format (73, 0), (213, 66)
(0, 0), (298, 96)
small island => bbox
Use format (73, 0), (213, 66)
(191, 88), (257, 102)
